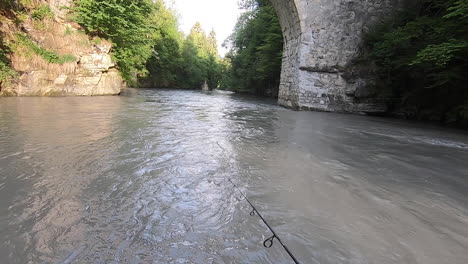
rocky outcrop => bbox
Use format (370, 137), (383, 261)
(9, 42), (123, 96)
(0, 0), (124, 96)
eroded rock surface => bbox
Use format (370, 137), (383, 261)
(0, 1), (123, 97)
(10, 42), (122, 96)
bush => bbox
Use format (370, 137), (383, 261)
(0, 41), (17, 88)
(30, 4), (53, 20)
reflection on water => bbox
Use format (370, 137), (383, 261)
(0, 89), (467, 264)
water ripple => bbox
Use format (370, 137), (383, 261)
(0, 90), (467, 263)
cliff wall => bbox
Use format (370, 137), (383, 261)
(0, 0), (123, 96)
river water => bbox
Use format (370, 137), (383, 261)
(0, 89), (467, 264)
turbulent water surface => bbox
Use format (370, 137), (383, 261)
(1, 89), (468, 264)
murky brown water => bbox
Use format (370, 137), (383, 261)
(1, 89), (468, 264)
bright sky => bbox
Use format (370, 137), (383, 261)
(167, 0), (242, 56)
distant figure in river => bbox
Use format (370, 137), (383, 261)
(202, 80), (209, 91)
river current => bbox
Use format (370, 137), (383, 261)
(0, 89), (467, 264)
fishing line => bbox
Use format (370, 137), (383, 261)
(227, 178), (300, 264)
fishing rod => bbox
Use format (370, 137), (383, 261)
(227, 178), (301, 264)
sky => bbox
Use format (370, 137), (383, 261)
(167, 0), (242, 56)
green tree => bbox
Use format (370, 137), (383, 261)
(179, 37), (206, 88)
(74, 0), (161, 84)
(143, 1), (184, 87)
(206, 30), (221, 89)
(220, 0), (283, 97)
(207, 30), (219, 57)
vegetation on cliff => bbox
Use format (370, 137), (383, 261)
(219, 0), (283, 97)
(0, 35), (16, 88)
(0, 0), (81, 92)
(0, 1), (18, 88)
(15, 33), (76, 64)
(0, 43), (17, 87)
(364, 0), (468, 126)
(74, 0), (160, 84)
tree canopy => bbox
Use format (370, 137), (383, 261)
(74, 0), (164, 84)
(364, 0), (468, 126)
(220, 0), (283, 97)
(144, 22), (222, 89)
(73, 0), (222, 89)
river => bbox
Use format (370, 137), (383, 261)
(0, 89), (467, 264)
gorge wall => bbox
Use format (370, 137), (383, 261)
(0, 0), (123, 96)
(270, 0), (409, 113)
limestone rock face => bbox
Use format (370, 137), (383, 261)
(0, 1), (124, 97)
(9, 42), (123, 96)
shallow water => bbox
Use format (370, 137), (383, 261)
(0, 89), (467, 264)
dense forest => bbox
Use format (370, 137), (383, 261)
(363, 0), (468, 126)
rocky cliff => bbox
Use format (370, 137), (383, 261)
(0, 0), (123, 96)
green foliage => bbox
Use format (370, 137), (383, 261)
(0, 45), (17, 88)
(16, 33), (76, 64)
(220, 0), (283, 96)
(144, 18), (222, 89)
(445, 0), (468, 19)
(365, 0), (468, 126)
(30, 4), (53, 20)
(178, 38), (206, 88)
(74, 0), (162, 85)
(143, 4), (183, 88)
(411, 40), (468, 67)
(71, 0), (223, 89)
(176, 23), (221, 89)
(0, 60), (17, 87)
